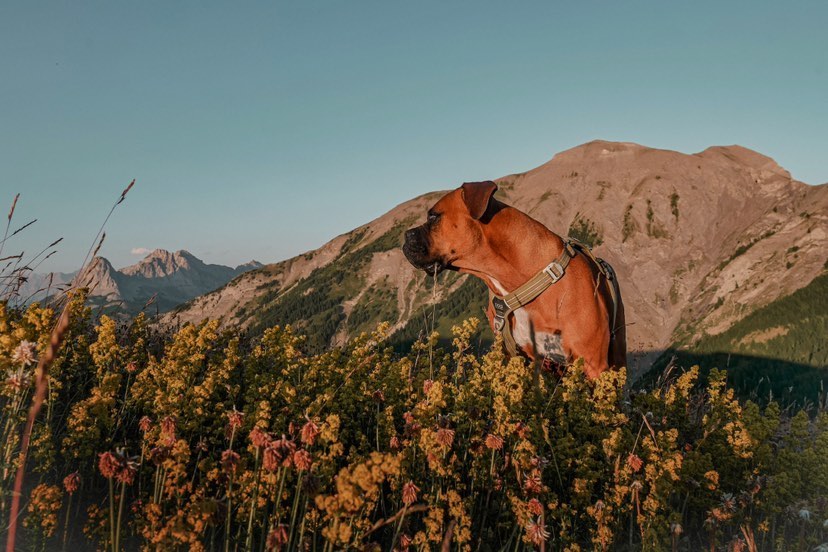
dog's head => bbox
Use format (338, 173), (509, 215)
(402, 181), (498, 274)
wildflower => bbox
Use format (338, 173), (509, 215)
(98, 450), (138, 484)
(12, 340), (36, 366)
(24, 484), (62, 537)
(227, 408), (244, 431)
(221, 450), (240, 475)
(799, 509), (811, 522)
(98, 452), (121, 479)
(398, 533), (413, 550)
(671, 522), (683, 536)
(423, 379), (434, 395)
(138, 416), (152, 433)
(274, 434), (296, 467)
(720, 493), (736, 513)
(626, 453), (643, 473)
(485, 433), (504, 450)
(523, 470), (543, 495)
(250, 426), (270, 448)
(389, 435), (401, 450)
(265, 524), (289, 551)
(435, 427), (455, 449)
(125, 361), (137, 373)
(515, 422), (529, 439)
(300, 418), (320, 445)
(527, 498), (543, 516)
(63, 472), (80, 494)
(116, 460), (138, 485)
(293, 449), (312, 471)
(149, 446), (170, 466)
(263, 443), (282, 472)
(402, 481), (420, 505)
(372, 389), (385, 403)
(160, 416), (176, 445)
(525, 517), (550, 545)
(705, 470), (720, 491)
(403, 411), (415, 425)
(4, 369), (30, 392)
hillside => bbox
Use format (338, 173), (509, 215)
(165, 141), (828, 379)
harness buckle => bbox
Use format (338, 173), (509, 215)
(491, 296), (509, 332)
(543, 261), (565, 283)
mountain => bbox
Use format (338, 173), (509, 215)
(21, 250), (263, 315)
(165, 141), (828, 382)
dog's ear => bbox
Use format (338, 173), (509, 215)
(461, 181), (498, 220)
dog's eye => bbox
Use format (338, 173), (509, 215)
(427, 212), (440, 223)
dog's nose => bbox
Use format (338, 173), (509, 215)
(404, 229), (418, 244)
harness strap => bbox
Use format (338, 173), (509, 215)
(490, 238), (619, 358)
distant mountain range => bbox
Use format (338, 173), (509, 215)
(18, 249), (262, 315)
(163, 140), (827, 386)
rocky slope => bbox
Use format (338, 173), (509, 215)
(165, 141), (828, 377)
(22, 249), (262, 315)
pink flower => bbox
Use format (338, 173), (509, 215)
(523, 470), (543, 495)
(221, 450), (240, 475)
(627, 453), (643, 473)
(525, 517), (550, 545)
(12, 340), (36, 366)
(266, 524), (289, 551)
(422, 379), (434, 395)
(300, 419), (319, 446)
(293, 449), (312, 471)
(98, 452), (121, 479)
(435, 427), (455, 449)
(227, 408), (244, 431)
(485, 433), (504, 450)
(138, 416), (153, 433)
(402, 481), (420, 505)
(250, 426), (270, 449)
(160, 416), (176, 445)
(527, 498), (543, 516)
(274, 435), (296, 467)
(63, 472), (80, 494)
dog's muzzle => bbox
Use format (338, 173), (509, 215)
(403, 227), (446, 274)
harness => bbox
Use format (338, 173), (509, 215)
(489, 237), (621, 357)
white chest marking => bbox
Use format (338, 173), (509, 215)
(490, 278), (566, 362)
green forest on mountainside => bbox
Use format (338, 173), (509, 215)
(246, 223), (410, 352)
(649, 271), (828, 405)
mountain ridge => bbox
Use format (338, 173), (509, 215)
(18, 249), (263, 315)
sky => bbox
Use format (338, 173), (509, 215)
(1, 1), (826, 273)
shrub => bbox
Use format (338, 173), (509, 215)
(1, 303), (826, 550)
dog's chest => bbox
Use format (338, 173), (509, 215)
(510, 309), (566, 362)
(491, 279), (566, 363)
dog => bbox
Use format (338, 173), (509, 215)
(402, 181), (626, 378)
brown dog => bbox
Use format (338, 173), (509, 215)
(403, 181), (626, 378)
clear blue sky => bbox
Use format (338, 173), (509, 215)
(1, 1), (826, 273)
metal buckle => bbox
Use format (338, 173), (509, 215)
(491, 297), (508, 332)
(543, 261), (565, 282)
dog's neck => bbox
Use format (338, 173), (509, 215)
(454, 206), (567, 295)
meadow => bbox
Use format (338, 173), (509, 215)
(1, 292), (827, 551)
